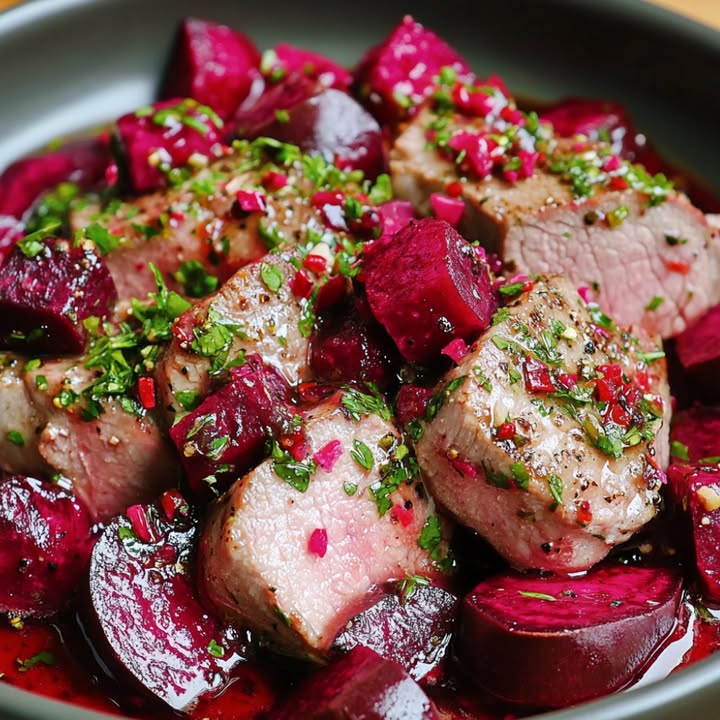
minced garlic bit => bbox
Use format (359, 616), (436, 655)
(696, 485), (720, 513)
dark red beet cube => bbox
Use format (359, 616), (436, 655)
(0, 475), (95, 617)
(169, 355), (295, 496)
(670, 405), (720, 464)
(115, 98), (227, 194)
(0, 215), (24, 265)
(395, 384), (435, 425)
(353, 15), (472, 124)
(161, 17), (261, 121)
(0, 236), (117, 354)
(86, 492), (246, 711)
(363, 218), (497, 364)
(0, 136), (111, 220)
(333, 581), (458, 681)
(311, 297), (400, 389)
(269, 645), (440, 719)
(240, 88), (386, 180)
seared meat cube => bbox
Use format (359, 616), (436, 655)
(199, 391), (447, 658)
(414, 275), (669, 572)
(391, 109), (720, 338)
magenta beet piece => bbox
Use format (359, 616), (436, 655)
(161, 18), (261, 121)
(115, 98), (226, 194)
(353, 16), (472, 124)
(0, 136), (111, 220)
(377, 199), (417, 239)
(267, 43), (351, 91)
(456, 563), (682, 708)
(230, 73), (320, 139)
(0, 215), (24, 264)
(674, 304), (720, 399)
(86, 491), (246, 711)
(333, 581), (458, 681)
(670, 405), (720, 464)
(169, 355), (295, 496)
(311, 297), (400, 389)
(666, 464), (720, 603)
(0, 475), (95, 617)
(241, 88), (386, 180)
(363, 218), (497, 364)
(0, 236), (117, 354)
(269, 645), (440, 720)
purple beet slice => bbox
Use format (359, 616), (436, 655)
(362, 218), (497, 364)
(169, 354), (296, 496)
(455, 563), (682, 708)
(86, 490), (246, 711)
(0, 136), (111, 220)
(674, 303), (720, 400)
(667, 464), (720, 603)
(0, 215), (24, 264)
(240, 88), (386, 180)
(161, 17), (261, 121)
(266, 43), (351, 91)
(311, 296), (400, 389)
(269, 645), (440, 720)
(333, 581), (458, 681)
(352, 15), (472, 124)
(0, 475), (95, 617)
(115, 98), (227, 194)
(0, 236), (117, 354)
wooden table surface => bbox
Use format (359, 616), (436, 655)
(0, 0), (719, 27)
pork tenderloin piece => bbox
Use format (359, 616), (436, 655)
(0, 353), (181, 523)
(157, 251), (313, 416)
(199, 391), (447, 659)
(414, 275), (669, 573)
(391, 108), (720, 338)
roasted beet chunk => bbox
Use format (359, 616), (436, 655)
(674, 305), (720, 401)
(161, 18), (261, 121)
(667, 464), (720, 603)
(334, 580), (458, 681)
(0, 475), (95, 617)
(0, 236), (117, 354)
(264, 43), (351, 90)
(455, 563), (682, 708)
(353, 15), (472, 124)
(0, 136), (111, 220)
(269, 645), (440, 719)
(86, 491), (246, 711)
(0, 215), (24, 264)
(115, 98), (227, 194)
(169, 355), (296, 496)
(239, 88), (386, 180)
(311, 297), (400, 389)
(363, 218), (497, 364)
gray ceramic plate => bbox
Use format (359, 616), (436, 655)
(0, 0), (719, 718)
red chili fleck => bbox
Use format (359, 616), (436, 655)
(311, 190), (345, 208)
(308, 528), (328, 558)
(137, 376), (156, 409)
(303, 254), (328, 274)
(635, 370), (650, 392)
(576, 500), (593, 526)
(523, 356), (556, 394)
(289, 270), (314, 299)
(289, 440), (308, 462)
(236, 190), (267, 213)
(608, 175), (630, 191)
(608, 401), (632, 427)
(390, 503), (414, 527)
(262, 170), (288, 190)
(169, 210), (185, 226)
(297, 382), (336, 404)
(160, 489), (188, 522)
(594, 378), (617, 403)
(517, 150), (539, 179)
(602, 155), (622, 172)
(597, 363), (623, 380)
(496, 421), (516, 440)
(313, 439), (343, 472)
(665, 259), (691, 275)
(441, 338), (468, 364)
(556, 373), (577, 390)
(445, 181), (464, 197)
(126, 504), (154, 543)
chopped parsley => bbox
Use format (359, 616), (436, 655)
(518, 590), (557, 602)
(341, 386), (391, 422)
(16, 650), (56, 672)
(350, 439), (374, 471)
(6, 430), (24, 447)
(670, 440), (690, 462)
(259, 262), (284, 293)
(207, 639), (225, 658)
(271, 441), (317, 492)
(174, 260), (219, 298)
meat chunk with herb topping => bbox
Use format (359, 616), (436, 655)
(199, 390), (446, 658)
(414, 275), (669, 572)
(391, 104), (720, 338)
